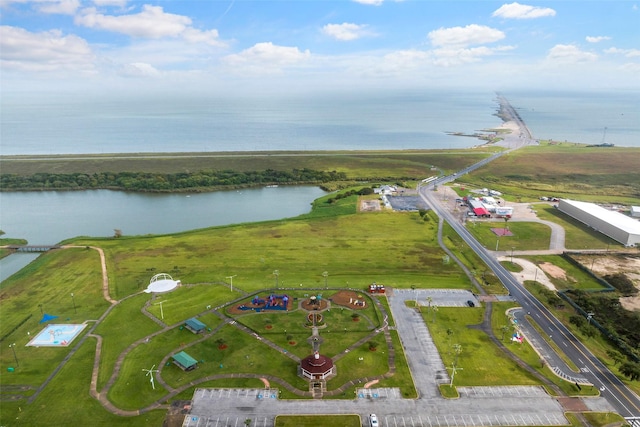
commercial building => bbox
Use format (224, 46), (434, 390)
(557, 199), (640, 247)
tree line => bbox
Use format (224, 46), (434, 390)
(0, 169), (348, 192)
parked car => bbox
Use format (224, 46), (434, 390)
(369, 414), (379, 427)
(467, 300), (475, 307)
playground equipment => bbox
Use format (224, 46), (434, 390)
(239, 294), (290, 312)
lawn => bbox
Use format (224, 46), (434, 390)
(0, 150), (492, 182)
(275, 414), (361, 427)
(467, 143), (640, 204)
(523, 254), (610, 291)
(465, 221), (552, 251)
(72, 209), (469, 300)
(422, 305), (540, 386)
(534, 204), (622, 250)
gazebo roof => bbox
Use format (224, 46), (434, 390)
(300, 352), (334, 374)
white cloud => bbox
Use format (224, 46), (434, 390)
(432, 45), (514, 66)
(546, 44), (597, 62)
(39, 0), (79, 14)
(75, 5), (191, 38)
(492, 2), (556, 19)
(0, 0), (80, 14)
(353, 0), (383, 5)
(585, 36), (611, 43)
(223, 42), (310, 67)
(322, 23), (370, 41)
(181, 28), (225, 47)
(428, 24), (505, 48)
(92, 0), (127, 6)
(380, 49), (429, 71)
(120, 62), (160, 77)
(0, 25), (94, 72)
(604, 47), (640, 58)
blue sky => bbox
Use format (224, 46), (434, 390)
(1, 0), (639, 94)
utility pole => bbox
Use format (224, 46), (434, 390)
(71, 293), (76, 314)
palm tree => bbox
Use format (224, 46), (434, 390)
(446, 328), (454, 346)
(453, 344), (462, 366)
(500, 325), (510, 341)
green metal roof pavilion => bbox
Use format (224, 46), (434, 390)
(172, 351), (198, 371)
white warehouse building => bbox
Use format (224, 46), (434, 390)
(557, 199), (640, 247)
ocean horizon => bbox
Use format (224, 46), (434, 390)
(1, 89), (638, 156)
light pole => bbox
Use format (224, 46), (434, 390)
(38, 304), (43, 315)
(495, 236), (500, 251)
(273, 270), (279, 288)
(9, 343), (19, 367)
(448, 363), (463, 387)
(322, 271), (328, 289)
(510, 247), (515, 264)
(155, 300), (165, 320)
(71, 293), (76, 314)
(226, 275), (236, 292)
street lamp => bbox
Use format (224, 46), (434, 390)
(155, 300), (166, 320)
(322, 271), (328, 289)
(71, 293), (76, 314)
(226, 275), (236, 292)
(9, 343), (19, 367)
(273, 270), (279, 288)
(495, 236), (500, 251)
(511, 247), (515, 264)
(38, 304), (43, 315)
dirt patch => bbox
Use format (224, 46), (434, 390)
(571, 254), (640, 311)
(557, 397), (589, 412)
(491, 228), (513, 236)
(329, 290), (369, 310)
(300, 297), (329, 311)
(163, 400), (192, 427)
(360, 199), (381, 212)
(539, 262), (568, 280)
(500, 257), (557, 291)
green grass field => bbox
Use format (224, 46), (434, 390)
(2, 143), (639, 426)
(1, 195), (456, 425)
(468, 143), (640, 204)
(465, 221), (552, 251)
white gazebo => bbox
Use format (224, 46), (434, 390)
(144, 273), (180, 294)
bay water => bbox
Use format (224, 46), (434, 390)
(0, 186), (325, 282)
(2, 89), (638, 156)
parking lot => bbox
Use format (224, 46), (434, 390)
(410, 288), (479, 307)
(184, 292), (575, 427)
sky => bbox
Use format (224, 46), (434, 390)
(1, 0), (639, 95)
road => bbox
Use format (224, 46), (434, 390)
(417, 96), (640, 419)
